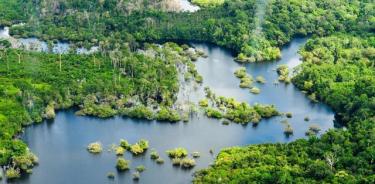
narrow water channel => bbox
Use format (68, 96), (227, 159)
(10, 38), (335, 184)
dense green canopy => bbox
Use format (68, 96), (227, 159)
(0, 0), (374, 182)
(194, 34), (374, 183)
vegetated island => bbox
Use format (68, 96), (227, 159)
(199, 87), (279, 125)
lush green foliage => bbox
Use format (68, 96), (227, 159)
(133, 171), (140, 180)
(115, 146), (125, 156)
(0, 43), (189, 171)
(116, 158), (130, 171)
(129, 139), (149, 155)
(87, 142), (103, 154)
(156, 158), (164, 164)
(277, 64), (291, 83)
(156, 107), (181, 122)
(121, 105), (154, 120)
(194, 34), (375, 183)
(205, 108), (223, 119)
(180, 158), (196, 169)
(0, 0), (374, 182)
(249, 86), (260, 94)
(166, 148), (188, 158)
(294, 35), (375, 123)
(202, 89), (279, 124)
(5, 167), (20, 180)
(0, 0), (30, 26)
(150, 150), (160, 160)
(191, 0), (225, 7)
(264, 0), (374, 46)
(1, 0), (373, 63)
(136, 165), (146, 172)
(119, 139), (130, 149)
(2, 0), (279, 62)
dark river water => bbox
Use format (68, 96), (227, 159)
(4, 37), (335, 184)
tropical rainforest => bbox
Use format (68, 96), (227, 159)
(0, 0), (374, 183)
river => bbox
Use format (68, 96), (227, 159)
(0, 37), (335, 184)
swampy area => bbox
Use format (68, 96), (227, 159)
(0, 0), (373, 183)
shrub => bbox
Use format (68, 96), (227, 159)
(253, 104), (279, 118)
(107, 172), (115, 179)
(119, 139), (130, 149)
(156, 107), (181, 122)
(195, 74), (203, 83)
(115, 146), (125, 156)
(43, 102), (55, 119)
(222, 120), (230, 125)
(192, 152), (201, 158)
(12, 151), (39, 172)
(180, 158), (196, 169)
(305, 130), (316, 136)
(150, 150), (159, 160)
(239, 76), (253, 88)
(138, 139), (149, 150)
(196, 49), (205, 56)
(256, 76), (266, 83)
(130, 144), (144, 155)
(277, 65), (289, 76)
(172, 158), (181, 166)
(309, 124), (321, 133)
(5, 168), (20, 180)
(308, 93), (318, 102)
(304, 116), (310, 121)
(284, 125), (294, 135)
(167, 148), (188, 158)
(234, 67), (247, 78)
(116, 158), (130, 171)
(182, 113), (189, 123)
(133, 171), (140, 180)
(87, 142), (102, 154)
(277, 65), (290, 83)
(303, 80), (314, 90)
(199, 99), (209, 107)
(250, 87), (261, 94)
(122, 105), (153, 120)
(284, 78), (291, 84)
(286, 112), (292, 118)
(156, 158), (164, 164)
(136, 165), (146, 172)
(205, 108), (223, 119)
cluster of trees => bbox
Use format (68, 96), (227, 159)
(0, 42), (194, 177)
(0, 0), (30, 26)
(294, 34), (374, 126)
(193, 2), (374, 182)
(5, 0), (372, 63)
(2, 0), (278, 62)
(0, 0), (373, 182)
(201, 88), (279, 124)
(263, 0), (374, 46)
(194, 34), (375, 183)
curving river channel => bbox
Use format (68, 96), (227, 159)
(0, 36), (335, 184)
